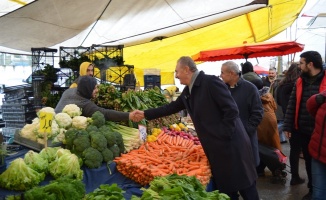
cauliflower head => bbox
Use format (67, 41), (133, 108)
(52, 128), (66, 143)
(37, 107), (56, 118)
(20, 124), (38, 141)
(32, 117), (39, 124)
(62, 104), (82, 118)
(72, 116), (88, 130)
(55, 113), (72, 128)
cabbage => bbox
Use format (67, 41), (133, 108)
(0, 158), (45, 191)
(39, 147), (62, 163)
(49, 150), (83, 180)
(24, 150), (48, 173)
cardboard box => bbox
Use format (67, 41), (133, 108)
(143, 68), (161, 76)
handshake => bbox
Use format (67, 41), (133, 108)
(129, 110), (145, 122)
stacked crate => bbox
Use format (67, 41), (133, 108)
(144, 69), (161, 90)
(1, 85), (36, 143)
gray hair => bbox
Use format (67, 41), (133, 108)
(177, 56), (198, 72)
(222, 61), (240, 74)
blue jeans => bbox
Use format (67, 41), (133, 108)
(277, 121), (286, 142)
(312, 158), (326, 200)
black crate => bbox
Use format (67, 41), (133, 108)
(2, 112), (37, 122)
(1, 104), (35, 113)
(3, 87), (33, 101)
(90, 45), (124, 64)
(2, 98), (32, 105)
(5, 121), (27, 128)
(144, 75), (161, 90)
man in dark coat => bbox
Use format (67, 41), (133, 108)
(135, 56), (259, 200)
(220, 61), (263, 172)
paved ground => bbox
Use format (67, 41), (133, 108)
(254, 142), (309, 200)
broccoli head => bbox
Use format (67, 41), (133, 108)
(91, 111), (105, 128)
(90, 133), (107, 152)
(72, 136), (91, 157)
(99, 125), (113, 133)
(82, 147), (103, 168)
(86, 125), (98, 133)
(117, 142), (125, 154)
(65, 128), (79, 149)
(76, 129), (89, 138)
(101, 131), (117, 147)
(109, 144), (120, 158)
(86, 124), (99, 133)
(112, 131), (123, 146)
(101, 148), (114, 162)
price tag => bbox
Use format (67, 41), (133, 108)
(39, 111), (53, 133)
(138, 124), (147, 142)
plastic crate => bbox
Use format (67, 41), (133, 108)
(4, 87), (33, 101)
(2, 112), (36, 122)
(1, 127), (21, 138)
(2, 98), (32, 105)
(5, 121), (27, 128)
(2, 136), (14, 144)
(1, 104), (35, 113)
(144, 75), (161, 89)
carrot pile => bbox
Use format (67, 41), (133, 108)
(114, 133), (211, 186)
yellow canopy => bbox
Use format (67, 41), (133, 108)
(124, 0), (306, 86)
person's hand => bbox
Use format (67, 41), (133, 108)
(134, 110), (145, 121)
(129, 110), (144, 122)
(284, 131), (291, 139)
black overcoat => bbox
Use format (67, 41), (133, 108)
(144, 71), (257, 193)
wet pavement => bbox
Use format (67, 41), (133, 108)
(255, 142), (309, 200)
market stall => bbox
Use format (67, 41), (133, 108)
(0, 83), (227, 199)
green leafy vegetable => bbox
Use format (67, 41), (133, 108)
(131, 174), (230, 200)
(24, 150), (48, 174)
(49, 150), (83, 180)
(85, 184), (125, 200)
(23, 177), (85, 200)
(0, 158), (45, 191)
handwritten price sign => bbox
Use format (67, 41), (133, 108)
(39, 111), (53, 134)
(138, 124), (147, 142)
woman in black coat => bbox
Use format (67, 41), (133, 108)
(138, 57), (258, 200)
(277, 63), (301, 114)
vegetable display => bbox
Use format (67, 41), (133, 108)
(19, 104), (86, 145)
(0, 147), (84, 193)
(114, 132), (211, 186)
(63, 111), (125, 168)
(93, 84), (180, 131)
(131, 174), (230, 200)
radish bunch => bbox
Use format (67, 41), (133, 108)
(162, 127), (201, 145)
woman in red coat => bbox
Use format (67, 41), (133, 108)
(307, 90), (326, 200)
